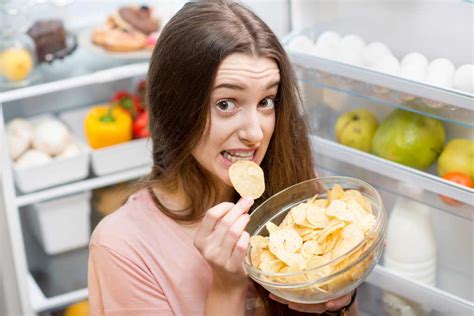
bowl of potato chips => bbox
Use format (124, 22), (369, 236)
(245, 176), (387, 304)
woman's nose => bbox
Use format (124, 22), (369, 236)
(238, 109), (264, 144)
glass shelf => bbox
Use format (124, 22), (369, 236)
(284, 29), (474, 128)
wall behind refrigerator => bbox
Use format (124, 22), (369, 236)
(291, 0), (473, 65)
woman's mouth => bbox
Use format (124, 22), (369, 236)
(221, 150), (256, 163)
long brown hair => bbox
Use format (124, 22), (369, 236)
(145, 1), (315, 314)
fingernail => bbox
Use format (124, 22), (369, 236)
(243, 197), (254, 207)
(326, 302), (334, 309)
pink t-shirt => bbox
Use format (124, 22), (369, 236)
(88, 189), (261, 316)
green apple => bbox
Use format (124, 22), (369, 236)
(335, 108), (378, 152)
(371, 109), (445, 170)
(438, 139), (474, 178)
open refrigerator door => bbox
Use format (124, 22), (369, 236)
(288, 1), (473, 315)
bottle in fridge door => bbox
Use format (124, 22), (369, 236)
(383, 183), (437, 315)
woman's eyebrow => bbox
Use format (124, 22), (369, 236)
(266, 80), (280, 89)
(213, 80), (280, 91)
(213, 83), (245, 91)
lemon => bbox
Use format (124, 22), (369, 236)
(0, 48), (34, 81)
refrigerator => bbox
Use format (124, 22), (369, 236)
(0, 0), (472, 315)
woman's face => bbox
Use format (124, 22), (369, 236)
(192, 53), (280, 188)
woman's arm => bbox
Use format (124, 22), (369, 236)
(89, 244), (174, 316)
(205, 279), (248, 315)
(194, 198), (254, 316)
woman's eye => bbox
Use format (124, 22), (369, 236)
(216, 99), (237, 112)
(258, 97), (276, 109)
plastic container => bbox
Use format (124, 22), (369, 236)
(245, 176), (387, 303)
(12, 115), (90, 193)
(59, 107), (152, 176)
(25, 191), (91, 255)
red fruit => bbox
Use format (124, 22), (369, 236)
(133, 111), (149, 138)
(112, 91), (144, 117)
(439, 172), (474, 206)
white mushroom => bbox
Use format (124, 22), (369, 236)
(15, 149), (52, 168)
(32, 119), (71, 156)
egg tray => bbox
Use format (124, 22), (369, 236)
(283, 30), (473, 127)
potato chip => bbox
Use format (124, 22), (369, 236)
(265, 221), (279, 234)
(311, 198), (328, 208)
(291, 203), (308, 225)
(228, 160), (265, 199)
(328, 184), (345, 202)
(318, 221), (345, 243)
(326, 200), (355, 222)
(306, 205), (329, 228)
(269, 228), (303, 254)
(301, 240), (324, 257)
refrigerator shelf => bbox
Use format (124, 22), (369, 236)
(15, 165), (150, 207)
(283, 31), (473, 128)
(28, 274), (88, 313)
(284, 28), (473, 106)
(367, 265), (473, 314)
(312, 136), (474, 219)
(0, 63), (148, 104)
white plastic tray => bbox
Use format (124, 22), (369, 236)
(60, 106), (152, 176)
(13, 115), (90, 193)
(25, 191), (91, 255)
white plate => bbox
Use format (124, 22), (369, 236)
(78, 28), (153, 60)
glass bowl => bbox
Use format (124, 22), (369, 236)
(245, 176), (387, 304)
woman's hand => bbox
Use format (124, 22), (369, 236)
(269, 292), (354, 313)
(194, 197), (253, 290)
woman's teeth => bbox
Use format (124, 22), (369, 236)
(222, 151), (254, 162)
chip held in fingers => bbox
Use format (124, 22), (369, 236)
(229, 161), (265, 199)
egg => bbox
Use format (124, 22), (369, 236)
(454, 64), (474, 94)
(338, 49), (364, 66)
(362, 42), (392, 68)
(373, 55), (401, 76)
(311, 42), (336, 59)
(315, 31), (341, 50)
(340, 34), (366, 52)
(32, 119), (71, 156)
(287, 35), (314, 53)
(15, 149), (52, 168)
(426, 68), (453, 88)
(401, 63), (427, 82)
(401, 52), (429, 69)
(426, 58), (455, 88)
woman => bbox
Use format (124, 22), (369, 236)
(88, 1), (358, 315)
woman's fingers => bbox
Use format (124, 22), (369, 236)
(219, 213), (251, 259)
(194, 202), (234, 247)
(270, 294), (326, 313)
(326, 293), (352, 311)
(269, 292), (352, 313)
(210, 198), (253, 246)
(228, 230), (250, 269)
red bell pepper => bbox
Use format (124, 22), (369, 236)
(133, 111), (149, 138)
(112, 91), (144, 118)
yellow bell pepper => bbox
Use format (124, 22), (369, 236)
(84, 105), (132, 149)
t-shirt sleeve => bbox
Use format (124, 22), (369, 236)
(88, 243), (174, 316)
